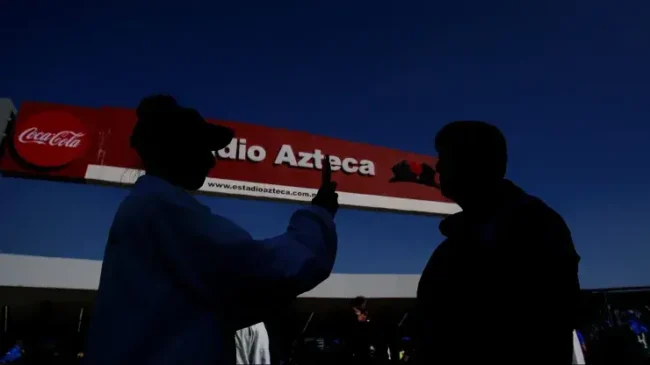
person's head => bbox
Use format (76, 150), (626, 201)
(350, 296), (369, 322)
(434, 121), (507, 205)
(130, 95), (234, 190)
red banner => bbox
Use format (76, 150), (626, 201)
(0, 101), (459, 215)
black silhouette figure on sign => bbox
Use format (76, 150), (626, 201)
(414, 121), (581, 365)
(389, 160), (440, 188)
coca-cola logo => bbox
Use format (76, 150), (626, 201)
(18, 128), (85, 148)
(13, 110), (91, 168)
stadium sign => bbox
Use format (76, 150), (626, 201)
(0, 101), (460, 216)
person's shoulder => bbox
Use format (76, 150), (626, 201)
(119, 185), (211, 219)
(110, 191), (191, 240)
(113, 191), (166, 222)
(236, 324), (259, 339)
(251, 323), (269, 338)
(516, 194), (569, 234)
(515, 194), (578, 258)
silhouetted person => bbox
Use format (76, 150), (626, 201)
(83, 95), (339, 365)
(415, 121), (580, 364)
(345, 296), (394, 365)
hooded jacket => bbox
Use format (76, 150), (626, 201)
(415, 180), (580, 364)
(83, 175), (337, 364)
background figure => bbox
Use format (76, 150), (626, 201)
(345, 296), (394, 365)
(415, 121), (581, 364)
(572, 330), (586, 364)
(627, 310), (649, 352)
(0, 340), (23, 364)
(235, 322), (271, 365)
(588, 324), (646, 365)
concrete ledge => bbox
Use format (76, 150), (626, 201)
(0, 254), (419, 298)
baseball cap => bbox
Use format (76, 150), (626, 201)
(130, 95), (234, 152)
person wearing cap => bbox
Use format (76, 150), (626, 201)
(83, 95), (339, 365)
(415, 121), (581, 364)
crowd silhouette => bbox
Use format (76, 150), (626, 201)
(2, 291), (650, 364)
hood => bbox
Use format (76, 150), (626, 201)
(439, 179), (527, 239)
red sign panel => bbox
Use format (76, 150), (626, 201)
(0, 101), (459, 215)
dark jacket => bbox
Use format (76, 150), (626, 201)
(415, 180), (580, 364)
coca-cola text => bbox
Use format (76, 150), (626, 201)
(18, 127), (85, 148)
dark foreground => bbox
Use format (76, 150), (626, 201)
(0, 286), (649, 364)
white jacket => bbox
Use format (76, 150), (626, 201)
(572, 330), (585, 365)
(235, 322), (271, 365)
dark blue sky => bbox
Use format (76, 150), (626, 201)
(1, 0), (649, 289)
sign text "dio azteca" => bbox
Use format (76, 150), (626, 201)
(216, 138), (376, 176)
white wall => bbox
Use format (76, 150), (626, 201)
(0, 253), (420, 298)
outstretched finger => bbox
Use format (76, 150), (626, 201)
(322, 155), (332, 185)
(330, 181), (337, 192)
